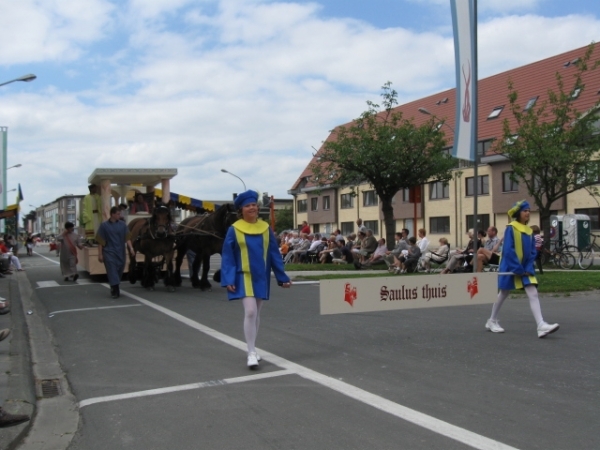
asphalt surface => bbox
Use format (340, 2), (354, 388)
(2, 243), (600, 449)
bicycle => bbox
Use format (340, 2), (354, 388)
(538, 241), (577, 270)
(576, 233), (600, 270)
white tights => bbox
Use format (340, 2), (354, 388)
(242, 297), (263, 354)
(491, 285), (544, 326)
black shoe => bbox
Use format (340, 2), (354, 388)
(115, 285), (120, 298)
(0, 407), (30, 427)
(64, 277), (69, 281)
(73, 274), (79, 282)
(110, 286), (117, 298)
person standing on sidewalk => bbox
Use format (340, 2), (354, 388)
(221, 190), (291, 369)
(485, 200), (560, 338)
(56, 222), (84, 281)
(96, 206), (134, 299)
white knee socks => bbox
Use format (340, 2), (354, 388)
(490, 285), (544, 326)
(242, 297), (263, 353)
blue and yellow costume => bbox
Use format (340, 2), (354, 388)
(498, 200), (538, 290)
(221, 193), (290, 300)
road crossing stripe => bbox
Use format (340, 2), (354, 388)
(79, 369), (294, 408)
(106, 285), (520, 450)
(48, 304), (142, 316)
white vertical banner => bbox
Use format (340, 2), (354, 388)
(450, 0), (476, 161)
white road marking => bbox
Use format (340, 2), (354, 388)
(48, 304), (141, 316)
(37, 281), (60, 288)
(34, 252), (60, 265)
(79, 369), (294, 408)
(107, 287), (519, 450)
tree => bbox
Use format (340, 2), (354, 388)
(311, 82), (456, 249)
(274, 206), (294, 233)
(495, 43), (600, 244)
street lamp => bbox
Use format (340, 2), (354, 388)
(221, 169), (247, 190)
(0, 74), (37, 88)
(7, 164), (22, 170)
(418, 108), (455, 133)
(7, 188), (16, 193)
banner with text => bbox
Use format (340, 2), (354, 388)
(320, 273), (497, 315)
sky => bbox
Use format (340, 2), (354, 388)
(0, 0), (599, 213)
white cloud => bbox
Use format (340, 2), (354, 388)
(2, 0), (600, 211)
(0, 0), (114, 64)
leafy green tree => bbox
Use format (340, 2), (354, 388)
(496, 43), (600, 244)
(311, 82), (456, 248)
(274, 206), (294, 233)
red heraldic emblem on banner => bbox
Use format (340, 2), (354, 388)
(467, 277), (478, 299)
(344, 283), (358, 306)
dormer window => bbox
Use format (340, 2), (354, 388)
(487, 106), (504, 120)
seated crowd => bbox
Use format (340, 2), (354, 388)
(278, 223), (504, 275)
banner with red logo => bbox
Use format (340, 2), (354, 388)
(320, 273), (497, 315)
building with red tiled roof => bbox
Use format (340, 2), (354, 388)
(288, 43), (600, 248)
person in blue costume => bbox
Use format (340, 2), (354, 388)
(485, 200), (559, 338)
(221, 190), (291, 369)
(97, 206), (135, 299)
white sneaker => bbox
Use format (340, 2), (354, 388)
(537, 322), (559, 338)
(247, 352), (259, 369)
(485, 319), (505, 333)
(256, 353), (261, 362)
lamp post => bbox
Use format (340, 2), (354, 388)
(221, 169), (247, 191)
(0, 74), (37, 88)
(7, 164), (22, 170)
(418, 108), (455, 133)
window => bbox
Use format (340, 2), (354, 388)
(466, 214), (490, 233)
(502, 172), (519, 192)
(363, 190), (378, 207)
(297, 199), (307, 213)
(341, 221), (354, 236)
(429, 181), (449, 199)
(487, 106), (504, 119)
(402, 188), (410, 202)
(524, 96), (538, 111)
(575, 208), (600, 230)
(340, 193), (354, 209)
(576, 161), (600, 185)
(310, 198), (318, 211)
(466, 175), (489, 196)
(67, 213), (76, 223)
(571, 87), (582, 99)
(323, 196), (330, 211)
(363, 220), (379, 235)
(312, 224), (320, 233)
(430, 217), (450, 234)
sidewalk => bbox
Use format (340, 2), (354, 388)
(0, 274), (36, 450)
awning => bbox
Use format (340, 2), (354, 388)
(154, 189), (223, 213)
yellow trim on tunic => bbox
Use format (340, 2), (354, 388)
(234, 227), (254, 297)
(510, 221), (536, 289)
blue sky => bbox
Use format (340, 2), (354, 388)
(0, 0), (599, 212)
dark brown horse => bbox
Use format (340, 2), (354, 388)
(173, 203), (237, 290)
(128, 205), (177, 291)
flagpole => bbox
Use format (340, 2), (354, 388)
(472, 0), (479, 268)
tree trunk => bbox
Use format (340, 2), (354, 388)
(381, 198), (396, 250)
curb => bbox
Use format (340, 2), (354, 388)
(12, 272), (79, 450)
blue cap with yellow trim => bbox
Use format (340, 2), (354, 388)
(508, 200), (530, 219)
(234, 190), (259, 210)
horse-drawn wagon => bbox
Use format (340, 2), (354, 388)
(77, 168), (178, 276)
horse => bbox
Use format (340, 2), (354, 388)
(173, 203), (237, 290)
(128, 205), (177, 291)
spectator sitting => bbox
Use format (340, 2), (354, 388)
(474, 226), (502, 272)
(285, 233), (313, 263)
(299, 234), (324, 263)
(345, 234), (356, 249)
(357, 229), (378, 263)
(441, 229), (482, 274)
(331, 239), (353, 264)
(356, 238), (387, 269)
(383, 232), (409, 269)
(393, 237), (421, 273)
(416, 228), (430, 253)
(421, 238), (450, 272)
(0, 238), (24, 272)
(351, 231), (366, 256)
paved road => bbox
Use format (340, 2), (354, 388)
(17, 245), (600, 449)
